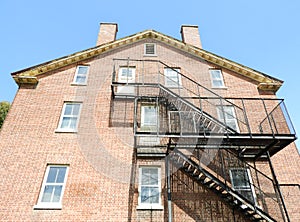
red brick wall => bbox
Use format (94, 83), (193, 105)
(0, 38), (299, 221)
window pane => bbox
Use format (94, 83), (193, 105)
(52, 186), (63, 202)
(77, 66), (88, 74)
(76, 76), (86, 83)
(211, 70), (221, 79)
(56, 167), (66, 183)
(64, 104), (73, 115)
(61, 117), (71, 128)
(69, 117), (78, 129)
(121, 68), (133, 78)
(47, 167), (58, 183)
(142, 168), (158, 185)
(213, 80), (223, 87)
(141, 187), (151, 203)
(149, 187), (159, 203)
(71, 104), (80, 115)
(41, 185), (54, 202)
(231, 169), (249, 188)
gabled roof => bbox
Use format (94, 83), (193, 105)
(12, 29), (283, 92)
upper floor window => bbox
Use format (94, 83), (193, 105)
(141, 105), (158, 132)
(144, 43), (156, 56)
(210, 69), (225, 88)
(34, 165), (69, 209)
(164, 68), (182, 88)
(73, 65), (89, 85)
(138, 167), (162, 209)
(217, 105), (239, 132)
(56, 102), (82, 132)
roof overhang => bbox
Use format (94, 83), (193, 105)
(12, 30), (283, 92)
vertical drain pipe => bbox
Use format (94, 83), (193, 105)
(166, 156), (172, 222)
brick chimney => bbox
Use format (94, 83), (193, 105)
(96, 23), (118, 46)
(180, 25), (202, 48)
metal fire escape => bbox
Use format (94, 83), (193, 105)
(111, 58), (296, 221)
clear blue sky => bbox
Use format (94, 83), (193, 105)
(1, 0), (299, 149)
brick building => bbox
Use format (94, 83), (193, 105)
(0, 23), (299, 221)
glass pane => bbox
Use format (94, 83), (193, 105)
(76, 75), (86, 83)
(61, 117), (71, 128)
(41, 185), (54, 202)
(141, 187), (159, 204)
(213, 80), (223, 87)
(71, 104), (80, 115)
(141, 187), (150, 203)
(231, 169), (249, 188)
(47, 167), (58, 183)
(121, 68), (133, 78)
(142, 168), (158, 185)
(52, 186), (63, 202)
(77, 66), (88, 74)
(69, 117), (78, 129)
(143, 107), (157, 125)
(56, 167), (66, 183)
(210, 70), (221, 79)
(149, 187), (159, 203)
(64, 104), (73, 115)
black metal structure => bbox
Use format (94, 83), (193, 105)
(111, 58), (297, 221)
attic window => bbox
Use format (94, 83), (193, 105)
(144, 43), (156, 56)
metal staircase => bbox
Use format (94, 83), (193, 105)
(169, 149), (285, 221)
(110, 58), (296, 221)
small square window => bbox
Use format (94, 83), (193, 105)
(138, 167), (163, 210)
(210, 69), (225, 88)
(72, 65), (89, 85)
(56, 102), (82, 132)
(144, 43), (156, 56)
(164, 68), (182, 88)
(34, 165), (69, 209)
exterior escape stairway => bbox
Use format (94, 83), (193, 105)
(169, 150), (279, 222)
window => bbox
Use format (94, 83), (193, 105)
(229, 168), (256, 204)
(141, 105), (158, 132)
(34, 165), (69, 209)
(210, 69), (225, 88)
(73, 65), (89, 85)
(138, 167), (162, 209)
(56, 103), (82, 132)
(117, 67), (136, 94)
(217, 106), (239, 132)
(164, 68), (182, 87)
(144, 43), (156, 56)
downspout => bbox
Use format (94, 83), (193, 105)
(166, 156), (172, 222)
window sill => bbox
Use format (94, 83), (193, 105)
(137, 204), (164, 210)
(211, 87), (228, 90)
(55, 128), (78, 133)
(33, 204), (62, 210)
(71, 83), (87, 86)
(165, 85), (183, 89)
(143, 54), (157, 57)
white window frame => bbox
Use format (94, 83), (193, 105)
(210, 69), (226, 88)
(56, 102), (82, 133)
(137, 166), (163, 210)
(144, 43), (157, 56)
(72, 65), (89, 85)
(217, 105), (239, 132)
(229, 168), (257, 205)
(34, 165), (69, 209)
(164, 68), (182, 88)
